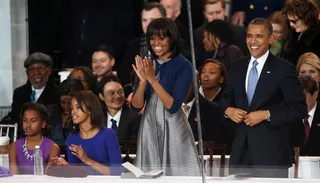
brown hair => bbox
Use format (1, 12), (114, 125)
(203, 0), (226, 9)
(283, 0), (320, 28)
(198, 59), (228, 88)
(267, 11), (290, 41)
(143, 2), (166, 17)
(299, 75), (318, 95)
(71, 91), (104, 132)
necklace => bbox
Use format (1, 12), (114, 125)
(22, 137), (43, 161)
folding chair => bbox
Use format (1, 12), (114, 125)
(0, 123), (18, 142)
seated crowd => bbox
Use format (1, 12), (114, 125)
(1, 0), (320, 177)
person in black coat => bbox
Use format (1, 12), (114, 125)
(220, 18), (307, 178)
(98, 75), (141, 140)
(1, 53), (59, 138)
(282, 0), (320, 66)
(119, 2), (166, 86)
(182, 82), (233, 149)
(291, 75), (320, 156)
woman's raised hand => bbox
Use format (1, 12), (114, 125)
(142, 57), (156, 82)
(132, 55), (147, 84)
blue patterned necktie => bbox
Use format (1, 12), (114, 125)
(30, 90), (36, 102)
(110, 119), (118, 132)
(247, 60), (259, 105)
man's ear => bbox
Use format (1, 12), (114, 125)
(111, 58), (115, 67)
(174, 9), (181, 20)
(313, 90), (319, 100)
(99, 93), (105, 101)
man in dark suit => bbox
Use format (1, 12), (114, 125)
(1, 52), (59, 137)
(98, 75), (141, 140)
(119, 2), (166, 86)
(291, 75), (320, 156)
(220, 18), (307, 177)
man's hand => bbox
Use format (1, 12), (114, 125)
(225, 107), (247, 123)
(244, 110), (269, 127)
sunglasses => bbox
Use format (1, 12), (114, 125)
(289, 18), (299, 24)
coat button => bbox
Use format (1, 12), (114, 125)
(264, 6), (268, 11)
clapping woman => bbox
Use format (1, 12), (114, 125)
(131, 18), (200, 176)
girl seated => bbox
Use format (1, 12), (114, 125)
(9, 102), (60, 174)
(53, 91), (123, 175)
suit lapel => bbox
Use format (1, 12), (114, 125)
(239, 59), (250, 109)
(310, 104), (320, 137)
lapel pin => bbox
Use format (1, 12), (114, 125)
(317, 123), (320, 127)
(194, 118), (198, 122)
(267, 71), (271, 74)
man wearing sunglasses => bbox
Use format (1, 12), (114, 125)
(1, 52), (59, 132)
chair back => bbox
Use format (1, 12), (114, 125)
(198, 141), (226, 177)
(119, 140), (137, 164)
(293, 146), (300, 178)
(0, 123), (18, 142)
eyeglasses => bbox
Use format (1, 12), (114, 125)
(105, 89), (124, 97)
(273, 30), (283, 35)
(26, 65), (48, 74)
(289, 18), (299, 24)
(73, 77), (86, 82)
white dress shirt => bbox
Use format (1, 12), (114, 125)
(245, 50), (269, 92)
(107, 108), (122, 129)
(182, 99), (195, 116)
(31, 85), (46, 102)
(304, 102), (317, 127)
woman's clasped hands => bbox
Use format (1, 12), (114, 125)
(132, 55), (156, 83)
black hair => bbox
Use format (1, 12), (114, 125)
(59, 78), (84, 97)
(299, 75), (318, 96)
(93, 44), (115, 60)
(248, 18), (273, 36)
(146, 18), (181, 59)
(204, 19), (236, 45)
(199, 58), (228, 88)
(68, 66), (97, 90)
(97, 75), (123, 96)
(20, 102), (51, 137)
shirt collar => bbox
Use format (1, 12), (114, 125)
(31, 85), (46, 93)
(309, 102), (317, 119)
(250, 50), (269, 66)
(183, 98), (195, 108)
(107, 108), (122, 123)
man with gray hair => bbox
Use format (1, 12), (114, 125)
(2, 52), (59, 126)
(160, 0), (189, 44)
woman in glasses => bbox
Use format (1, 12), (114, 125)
(267, 11), (290, 57)
(282, 0), (320, 66)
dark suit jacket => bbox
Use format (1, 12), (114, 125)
(291, 103), (320, 156)
(3, 78), (59, 124)
(220, 53), (307, 169)
(105, 106), (141, 141)
(188, 95), (224, 143)
(119, 37), (141, 86)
